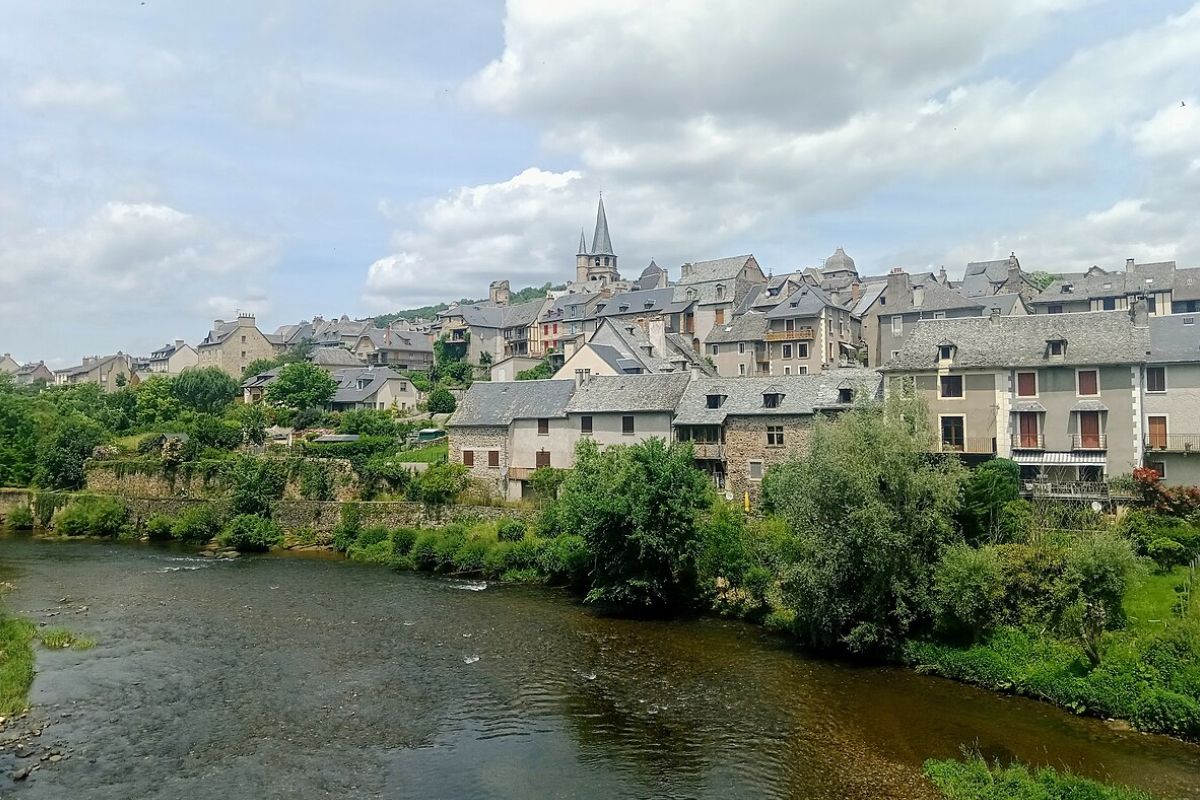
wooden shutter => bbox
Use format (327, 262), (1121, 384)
(1016, 372), (1036, 397)
(535, 451), (551, 468)
(488, 450), (499, 467)
(462, 450), (474, 467)
(1148, 416), (1167, 449)
(1078, 370), (1098, 395)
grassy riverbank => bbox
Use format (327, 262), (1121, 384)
(924, 756), (1154, 800)
(0, 611), (36, 716)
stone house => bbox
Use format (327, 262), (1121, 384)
(54, 353), (138, 392)
(148, 340), (198, 374)
(241, 366), (419, 411)
(672, 369), (881, 503)
(553, 317), (711, 379)
(196, 315), (278, 377)
(1141, 314), (1200, 486)
(673, 254), (768, 349)
(350, 326), (434, 372)
(959, 253), (1038, 301)
(0, 354), (19, 375)
(438, 298), (547, 365)
(884, 308), (1149, 481)
(1028, 259), (1188, 315)
(563, 372), (691, 452)
(857, 269), (985, 367)
(13, 361), (54, 385)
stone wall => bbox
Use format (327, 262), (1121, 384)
(449, 425), (509, 491)
(0, 488), (33, 522)
(723, 415), (815, 504)
(85, 458), (359, 501)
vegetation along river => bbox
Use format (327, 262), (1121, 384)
(1, 534), (1197, 800)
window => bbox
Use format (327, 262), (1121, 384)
(783, 366), (791, 375)
(782, 344), (793, 359)
(763, 392), (783, 408)
(706, 394), (725, 409)
(535, 450), (551, 468)
(748, 461), (764, 481)
(1147, 460), (1167, 479)
(241, 351), (246, 359)
(940, 416), (965, 450)
(1016, 372), (1037, 397)
(738, 364), (746, 376)
(890, 350), (901, 360)
(785, 319), (795, 331)
(1146, 366), (1166, 393)
(797, 343), (809, 359)
(1148, 415), (1168, 449)
(462, 450), (474, 466)
(712, 344), (720, 356)
(241, 335), (246, 343)
(715, 309), (725, 325)
(891, 316), (903, 335)
(738, 342), (746, 354)
(1148, 296), (1157, 314)
(622, 415), (635, 435)
(487, 450), (500, 468)
(933, 312), (947, 320)
(1048, 339), (1066, 356)
(767, 426), (784, 446)
(1077, 369), (1099, 396)
(1048, 304), (1063, 314)
(797, 366), (808, 375)
(580, 415), (593, 434)
(716, 285), (725, 300)
(939, 375), (963, 398)
(838, 387), (853, 403)
(537, 418), (549, 435)
(938, 344), (954, 361)
(1101, 297), (1116, 311)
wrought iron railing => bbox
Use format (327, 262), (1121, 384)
(1144, 434), (1200, 453)
(1071, 434), (1107, 451)
(1011, 434), (1045, 450)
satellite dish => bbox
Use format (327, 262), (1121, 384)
(724, 491), (734, 501)
(1091, 501), (1103, 513)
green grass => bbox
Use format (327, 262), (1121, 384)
(111, 432), (156, 452)
(37, 627), (97, 650)
(0, 615), (36, 715)
(1125, 565), (1193, 634)
(394, 442), (448, 463)
(924, 756), (1153, 800)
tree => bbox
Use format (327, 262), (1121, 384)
(416, 462), (469, 505)
(231, 403), (268, 445)
(1060, 533), (1139, 665)
(172, 367), (239, 414)
(479, 351), (493, 367)
(265, 362), (337, 410)
(762, 397), (967, 655)
(961, 458), (1021, 543)
(427, 387), (456, 414)
(35, 416), (106, 490)
(516, 359), (554, 381)
(1028, 271), (1059, 291)
(134, 375), (182, 427)
(557, 438), (711, 609)
(241, 358), (278, 381)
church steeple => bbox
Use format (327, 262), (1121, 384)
(577, 228), (588, 256)
(590, 194), (615, 256)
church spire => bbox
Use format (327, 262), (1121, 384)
(577, 228), (588, 256)
(590, 194), (614, 256)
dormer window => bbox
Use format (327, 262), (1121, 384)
(619, 304), (629, 312)
(706, 394), (726, 409)
(938, 344), (956, 361)
(1061, 284), (1073, 294)
(644, 301), (654, 309)
(837, 387), (853, 404)
(1048, 339), (1066, 357)
(763, 392), (784, 409)
(716, 284), (726, 300)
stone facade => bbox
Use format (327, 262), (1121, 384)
(84, 459), (359, 501)
(196, 316), (278, 378)
(449, 425), (509, 491)
(722, 415), (815, 504)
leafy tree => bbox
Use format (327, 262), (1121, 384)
(527, 466), (566, 502)
(961, 458), (1021, 543)
(932, 544), (1005, 641)
(265, 362), (337, 410)
(220, 514), (282, 552)
(35, 416), (106, 490)
(1060, 533), (1139, 665)
(336, 409), (401, 437)
(516, 359), (554, 380)
(134, 375), (182, 427)
(416, 462), (469, 505)
(427, 387), (457, 414)
(558, 438), (711, 609)
(225, 456), (288, 517)
(172, 367), (239, 414)
(241, 357), (279, 381)
(231, 403), (268, 445)
(1028, 271), (1059, 291)
(762, 397), (967, 655)
(0, 382), (38, 486)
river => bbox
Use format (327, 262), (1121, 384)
(0, 535), (1196, 800)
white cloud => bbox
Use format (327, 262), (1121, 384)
(19, 78), (131, 115)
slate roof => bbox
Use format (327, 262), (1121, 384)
(330, 368), (410, 404)
(450, 380), (576, 427)
(706, 311), (769, 343)
(356, 327), (433, 353)
(309, 346), (363, 367)
(1030, 261), (1178, 305)
(764, 284), (847, 319)
(889, 279), (985, 314)
(983, 293), (1025, 315)
(959, 256), (1032, 298)
(677, 255), (755, 285)
(1172, 268), (1200, 301)
(885, 311), (1148, 370)
(851, 281), (886, 316)
(199, 321), (241, 347)
(565, 373), (692, 414)
(540, 292), (601, 324)
(595, 288), (675, 318)
(451, 299), (546, 330)
(55, 353), (128, 376)
(637, 260), (666, 290)
(672, 369), (882, 426)
(579, 318), (712, 374)
(1148, 314), (1200, 363)
(149, 342), (187, 360)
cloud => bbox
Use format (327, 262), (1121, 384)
(0, 201), (277, 352)
(365, 1), (1200, 305)
(19, 78), (131, 115)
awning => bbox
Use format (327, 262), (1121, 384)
(1012, 451), (1107, 466)
(1011, 401), (1046, 413)
(838, 341), (858, 354)
(1072, 400), (1108, 412)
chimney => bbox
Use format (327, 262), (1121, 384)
(886, 269), (913, 307)
(1129, 296), (1149, 327)
(213, 319), (225, 329)
(575, 368), (585, 388)
(174, 339), (185, 349)
(938, 267), (948, 285)
(850, 282), (862, 302)
(648, 316), (667, 357)
(680, 263), (692, 279)
(385, 324), (392, 346)
(1126, 258), (1135, 271)
(990, 308), (1002, 323)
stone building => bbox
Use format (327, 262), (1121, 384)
(673, 254), (768, 348)
(855, 269), (986, 367)
(196, 314), (278, 377)
(54, 353), (138, 392)
(148, 340), (198, 374)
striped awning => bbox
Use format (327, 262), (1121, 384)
(1012, 451), (1106, 466)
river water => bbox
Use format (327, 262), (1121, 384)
(0, 535), (1196, 800)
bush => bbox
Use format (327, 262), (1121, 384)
(225, 456), (288, 517)
(454, 536), (493, 573)
(997, 499), (1034, 544)
(331, 504), (363, 552)
(297, 462), (335, 501)
(416, 462), (469, 506)
(391, 527), (419, 557)
(411, 529), (442, 570)
(961, 458), (1020, 543)
(933, 545), (1006, 641)
(496, 518), (526, 543)
(538, 534), (589, 587)
(172, 504), (224, 544)
(923, 755), (1152, 800)
(219, 514), (282, 553)
(5, 505), (33, 530)
(145, 514), (175, 540)
(1147, 537), (1187, 571)
(347, 527), (395, 565)
(55, 496), (129, 537)
(427, 387), (456, 414)
(356, 525), (390, 548)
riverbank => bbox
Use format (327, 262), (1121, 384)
(1, 533), (1198, 800)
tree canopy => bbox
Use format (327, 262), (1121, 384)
(265, 362), (337, 410)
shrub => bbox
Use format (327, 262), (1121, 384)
(496, 518), (526, 543)
(391, 527), (419, 556)
(411, 529), (442, 570)
(171, 504), (224, 544)
(538, 534), (589, 587)
(55, 496), (129, 537)
(416, 462), (469, 506)
(145, 514), (175, 540)
(297, 462), (335, 501)
(219, 514), (282, 553)
(347, 532), (395, 565)
(5, 505), (34, 530)
(997, 499), (1034, 544)
(961, 458), (1020, 543)
(356, 525), (391, 548)
(1147, 537), (1187, 571)
(225, 456), (288, 517)
(432, 525), (468, 571)
(426, 387), (456, 414)
(454, 537), (493, 573)
(331, 503), (363, 552)
(923, 756), (1152, 800)
(933, 545), (1006, 641)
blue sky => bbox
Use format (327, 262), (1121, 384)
(1, 1), (1198, 364)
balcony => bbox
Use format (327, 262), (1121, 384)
(1144, 434), (1200, 453)
(506, 466), (535, 481)
(764, 327), (815, 342)
(1011, 434), (1045, 451)
(1071, 434), (1107, 451)
(1022, 481), (1110, 501)
(689, 443), (726, 461)
(938, 438), (996, 455)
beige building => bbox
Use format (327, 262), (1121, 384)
(54, 353), (138, 393)
(1141, 314), (1200, 486)
(554, 317), (710, 379)
(13, 361), (54, 385)
(196, 315), (278, 377)
(1028, 259), (1196, 315)
(350, 326), (434, 372)
(885, 309), (1149, 481)
(241, 366), (419, 411)
(0, 354), (19, 376)
(148, 340), (198, 375)
(674, 254), (768, 348)
(856, 269), (986, 367)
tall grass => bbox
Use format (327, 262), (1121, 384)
(0, 615), (36, 715)
(924, 756), (1153, 800)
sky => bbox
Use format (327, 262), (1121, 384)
(1, 0), (1198, 365)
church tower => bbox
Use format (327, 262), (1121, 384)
(578, 194), (620, 285)
(576, 229), (590, 283)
